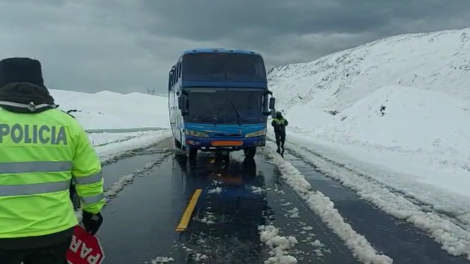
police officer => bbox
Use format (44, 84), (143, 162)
(271, 111), (289, 154)
(0, 57), (105, 264)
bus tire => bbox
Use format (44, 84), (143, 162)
(187, 148), (197, 160)
(174, 138), (182, 149)
(244, 147), (256, 159)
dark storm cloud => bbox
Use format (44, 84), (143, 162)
(141, 0), (390, 40)
(140, 0), (470, 60)
(0, 0), (469, 93)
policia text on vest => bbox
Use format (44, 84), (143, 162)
(0, 57), (105, 264)
(0, 124), (67, 144)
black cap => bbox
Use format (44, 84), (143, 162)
(0, 57), (45, 88)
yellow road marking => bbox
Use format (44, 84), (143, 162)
(210, 159), (215, 163)
(175, 189), (202, 232)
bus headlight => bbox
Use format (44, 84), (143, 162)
(185, 129), (209, 137)
(245, 129), (266, 137)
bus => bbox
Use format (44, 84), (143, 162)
(168, 48), (275, 160)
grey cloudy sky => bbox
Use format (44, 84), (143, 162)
(0, 0), (468, 94)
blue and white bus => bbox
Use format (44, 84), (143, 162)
(168, 48), (275, 160)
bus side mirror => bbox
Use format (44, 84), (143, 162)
(262, 92), (275, 115)
(269, 97), (275, 110)
(262, 97), (269, 115)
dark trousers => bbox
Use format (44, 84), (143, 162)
(275, 131), (286, 151)
(0, 237), (71, 264)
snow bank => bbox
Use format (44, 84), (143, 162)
(319, 86), (470, 153)
(50, 89), (169, 130)
(88, 131), (155, 147)
(149, 256), (174, 263)
(289, 85), (470, 198)
(259, 225), (298, 264)
(260, 143), (393, 264)
(94, 130), (171, 163)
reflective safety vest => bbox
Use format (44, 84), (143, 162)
(272, 118), (286, 125)
(0, 107), (105, 238)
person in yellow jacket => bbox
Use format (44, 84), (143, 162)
(0, 57), (105, 264)
(271, 111), (288, 155)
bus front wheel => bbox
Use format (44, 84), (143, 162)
(174, 138), (182, 149)
(244, 147), (256, 159)
(186, 148), (197, 160)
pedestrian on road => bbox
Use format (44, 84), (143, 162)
(0, 57), (105, 264)
(271, 111), (289, 155)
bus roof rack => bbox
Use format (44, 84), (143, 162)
(182, 48), (260, 55)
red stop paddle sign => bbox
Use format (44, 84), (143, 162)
(66, 225), (105, 264)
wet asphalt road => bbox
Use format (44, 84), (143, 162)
(281, 150), (470, 264)
(95, 138), (469, 264)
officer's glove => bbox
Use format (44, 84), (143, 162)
(82, 211), (103, 235)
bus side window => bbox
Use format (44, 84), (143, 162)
(175, 64), (179, 79)
(256, 63), (265, 77)
(168, 72), (171, 90)
(177, 62), (182, 78)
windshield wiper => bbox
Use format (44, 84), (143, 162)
(229, 99), (241, 127)
(214, 96), (229, 126)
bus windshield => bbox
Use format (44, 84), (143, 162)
(185, 90), (265, 124)
(182, 53), (266, 82)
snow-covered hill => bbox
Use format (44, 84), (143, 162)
(267, 27), (470, 204)
(266, 28), (470, 258)
(50, 89), (169, 130)
(269, 27), (470, 114)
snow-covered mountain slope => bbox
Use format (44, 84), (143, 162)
(266, 27), (470, 223)
(269, 27), (470, 113)
(265, 27), (470, 258)
(289, 85), (470, 196)
(50, 89), (169, 130)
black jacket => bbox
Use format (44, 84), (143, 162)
(271, 116), (288, 134)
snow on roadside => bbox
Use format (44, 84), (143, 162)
(51, 89), (169, 130)
(259, 225), (298, 264)
(260, 142), (393, 264)
(285, 136), (470, 260)
(149, 256), (174, 263)
(88, 131), (155, 147)
(95, 130), (171, 163)
(285, 86), (470, 198)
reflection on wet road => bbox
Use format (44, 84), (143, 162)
(95, 140), (465, 264)
(97, 145), (358, 264)
(178, 156), (269, 263)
